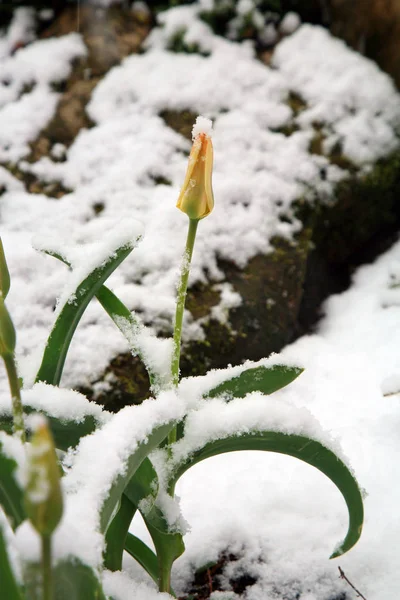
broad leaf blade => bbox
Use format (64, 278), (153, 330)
(35, 240), (139, 386)
(0, 518), (23, 600)
(206, 365), (303, 399)
(0, 440), (25, 529)
(168, 432), (363, 557)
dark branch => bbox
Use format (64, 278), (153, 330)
(338, 566), (368, 600)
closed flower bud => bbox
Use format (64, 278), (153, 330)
(0, 238), (10, 299)
(176, 117), (214, 220)
(25, 415), (63, 537)
(0, 298), (16, 357)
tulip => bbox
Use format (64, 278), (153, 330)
(176, 130), (214, 220)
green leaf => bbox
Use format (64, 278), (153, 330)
(0, 439), (25, 529)
(24, 557), (106, 600)
(0, 409), (104, 452)
(0, 518), (24, 600)
(123, 457), (159, 508)
(35, 239), (140, 386)
(95, 286), (159, 389)
(100, 422), (173, 534)
(42, 249), (160, 390)
(104, 493), (137, 572)
(52, 558), (107, 600)
(168, 432), (364, 558)
(206, 365), (303, 399)
(142, 505), (184, 594)
(124, 532), (159, 585)
(105, 458), (159, 571)
(122, 457), (183, 593)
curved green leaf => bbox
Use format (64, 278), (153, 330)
(52, 558), (107, 600)
(124, 532), (159, 585)
(0, 441), (25, 529)
(41, 249), (160, 389)
(105, 458), (158, 572)
(95, 285), (159, 389)
(206, 365), (303, 399)
(0, 519), (23, 600)
(122, 457), (183, 593)
(105, 494), (137, 572)
(35, 239), (139, 386)
(0, 410), (104, 452)
(168, 432), (363, 558)
(100, 422), (173, 534)
(123, 457), (158, 509)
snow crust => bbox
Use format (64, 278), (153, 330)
(0, 32), (86, 161)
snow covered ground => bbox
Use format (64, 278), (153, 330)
(0, 3), (400, 599)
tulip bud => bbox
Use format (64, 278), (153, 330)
(0, 297), (16, 357)
(0, 238), (10, 299)
(25, 415), (63, 537)
(176, 116), (214, 220)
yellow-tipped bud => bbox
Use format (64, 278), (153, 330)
(176, 117), (214, 221)
(25, 416), (63, 537)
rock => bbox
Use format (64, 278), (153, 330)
(29, 4), (151, 161)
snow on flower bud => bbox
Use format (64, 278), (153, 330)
(176, 116), (214, 220)
(25, 415), (63, 537)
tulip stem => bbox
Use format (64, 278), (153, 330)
(41, 534), (52, 600)
(169, 218), (199, 445)
(3, 353), (25, 443)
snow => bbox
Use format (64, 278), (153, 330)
(0, 32), (86, 161)
(273, 25), (400, 164)
(52, 389), (183, 567)
(0, 508), (22, 582)
(0, 3), (399, 599)
(192, 115), (213, 140)
(279, 12), (301, 35)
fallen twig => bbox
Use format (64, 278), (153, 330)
(338, 566), (367, 599)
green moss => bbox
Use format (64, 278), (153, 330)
(181, 230), (311, 378)
(167, 28), (209, 56)
(286, 91), (307, 115)
(80, 353), (151, 413)
(304, 149), (400, 265)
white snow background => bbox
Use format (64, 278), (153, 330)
(0, 3), (400, 599)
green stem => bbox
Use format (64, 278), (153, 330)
(169, 219), (199, 445)
(3, 353), (25, 443)
(41, 535), (52, 600)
